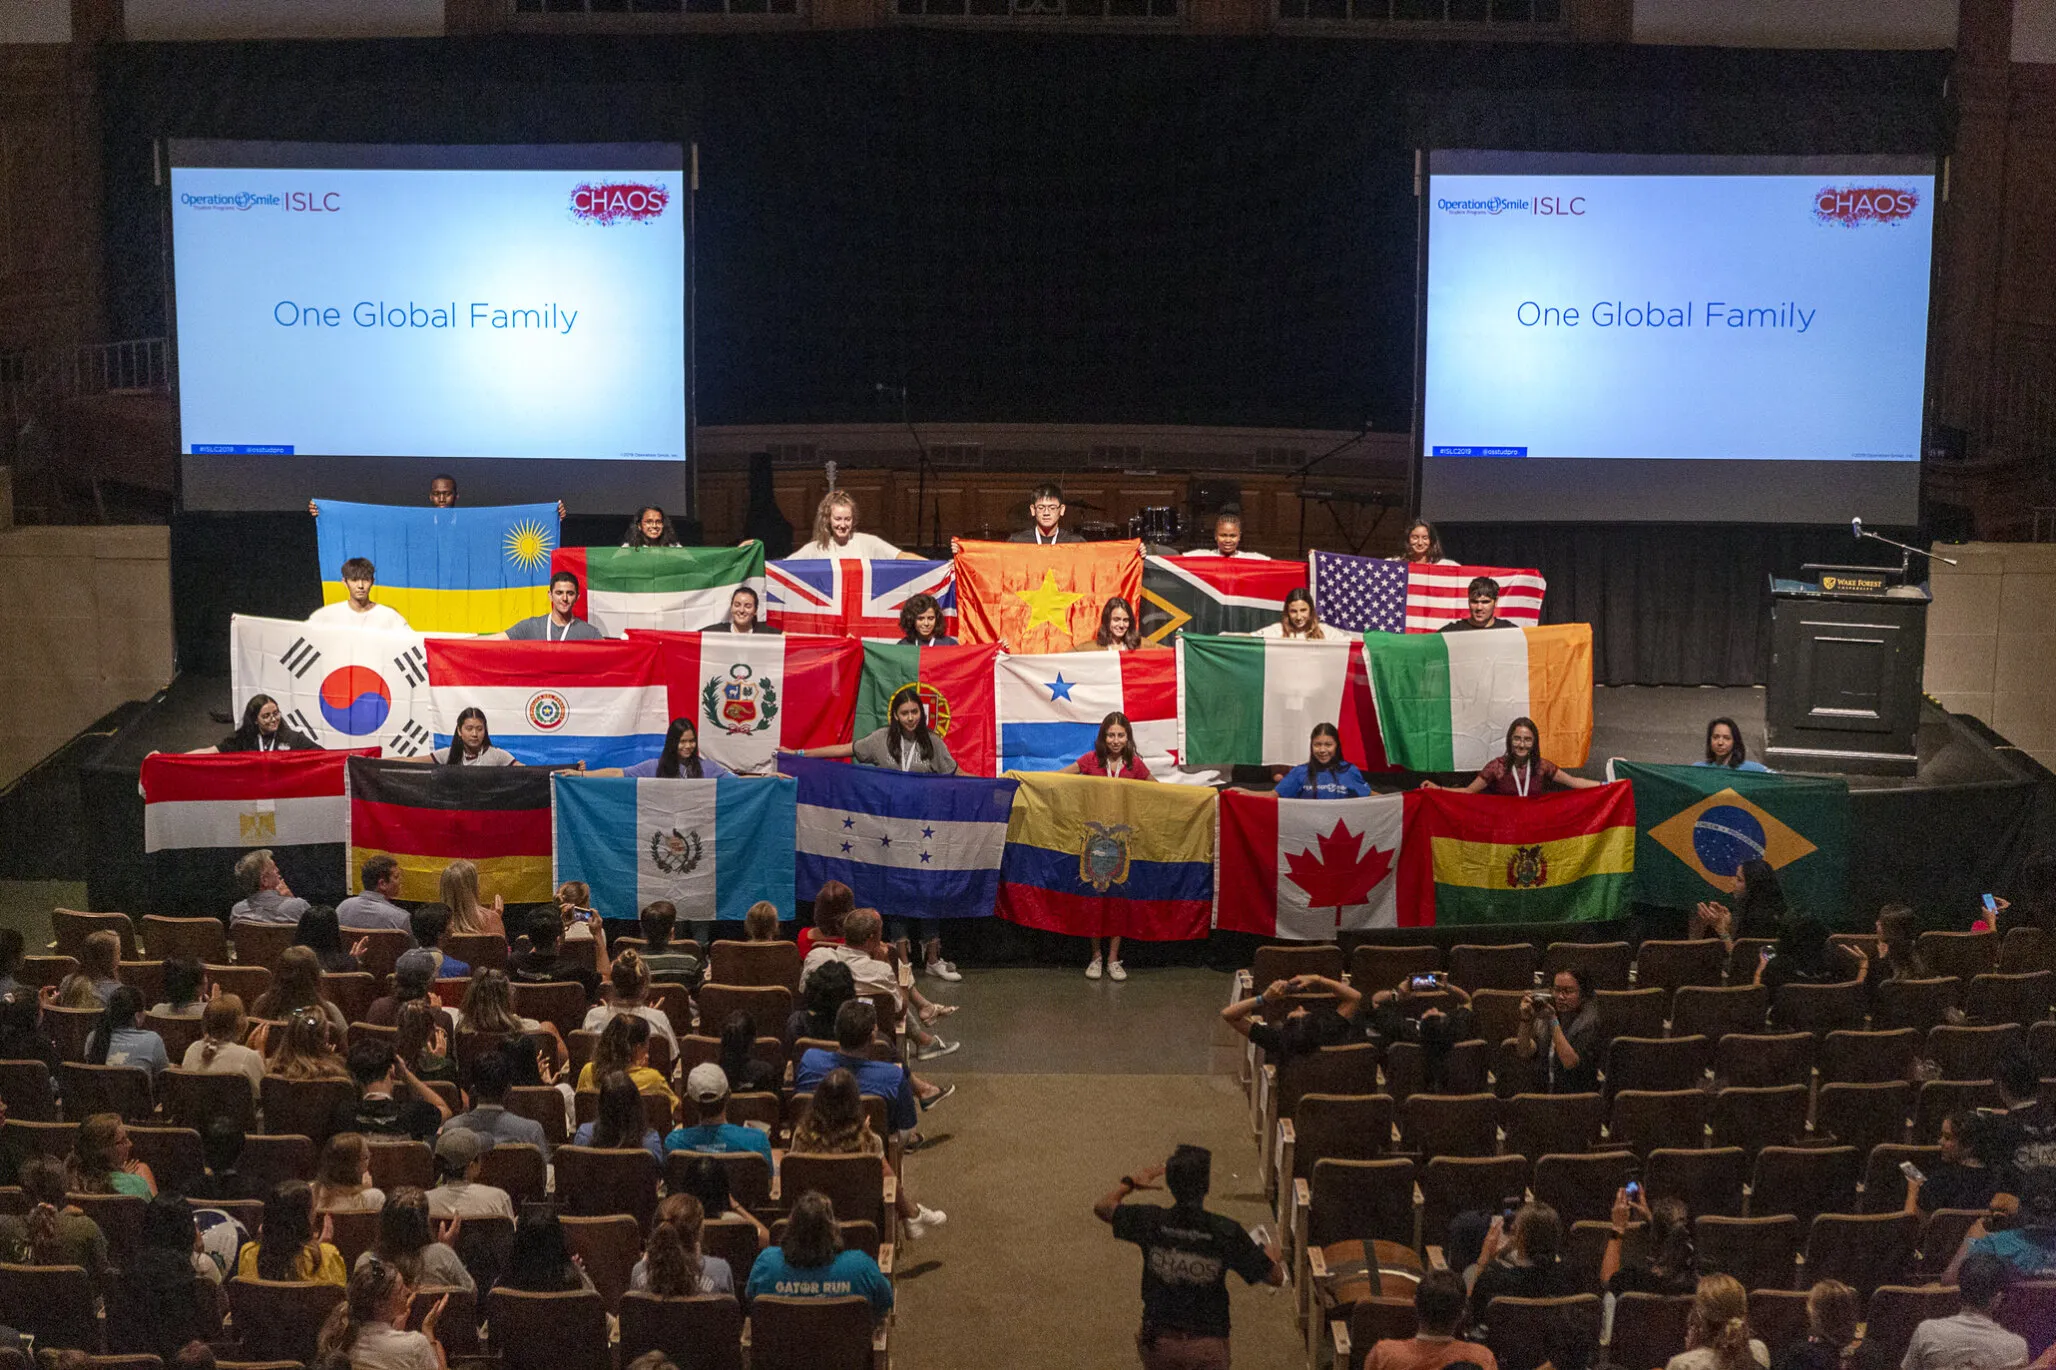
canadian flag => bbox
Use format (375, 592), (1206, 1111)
(1214, 790), (1405, 941)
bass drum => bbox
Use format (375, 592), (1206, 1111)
(1128, 506), (1181, 550)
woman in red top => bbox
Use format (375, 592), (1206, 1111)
(1061, 713), (1153, 981)
(1419, 716), (1601, 797)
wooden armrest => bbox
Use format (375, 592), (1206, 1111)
(882, 1173), (897, 1205)
(1233, 969), (1252, 997)
(1294, 1178), (1311, 1210)
(1307, 1246), (1329, 1278)
(872, 1321), (890, 1351)
(1277, 1117), (1296, 1144)
(1426, 1244), (1446, 1270)
(877, 1242), (893, 1276)
(1333, 1322), (1353, 1365)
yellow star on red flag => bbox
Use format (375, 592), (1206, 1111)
(1014, 569), (1084, 633)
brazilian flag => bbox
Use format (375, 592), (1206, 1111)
(1613, 762), (1850, 919)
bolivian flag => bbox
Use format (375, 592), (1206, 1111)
(346, 757), (554, 904)
(1365, 623), (1593, 772)
(1397, 782), (1635, 926)
(996, 771), (1216, 941)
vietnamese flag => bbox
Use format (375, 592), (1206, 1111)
(953, 539), (1144, 655)
(634, 630), (862, 777)
(1397, 782), (1636, 927)
(856, 642), (1003, 778)
(1215, 790), (1403, 941)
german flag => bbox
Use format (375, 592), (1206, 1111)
(345, 757), (554, 904)
(1397, 782), (1636, 926)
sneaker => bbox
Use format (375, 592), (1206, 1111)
(917, 1037), (962, 1061)
(919, 1082), (957, 1112)
(1109, 960), (1128, 982)
(1085, 956), (1103, 980)
(928, 959), (963, 983)
(902, 1205), (948, 1240)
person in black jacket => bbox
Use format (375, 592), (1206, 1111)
(1007, 482), (1085, 545)
(700, 586), (781, 635)
(194, 695), (320, 754)
(1517, 969), (1601, 1094)
(1467, 1202), (1575, 1340)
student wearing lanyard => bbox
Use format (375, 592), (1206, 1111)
(1061, 712), (1154, 982)
(489, 571), (606, 641)
(193, 695), (321, 753)
(1007, 482), (1085, 545)
(1418, 717), (1602, 797)
(786, 685), (959, 775)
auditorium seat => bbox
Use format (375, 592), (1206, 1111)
(7, 1118), (78, 1160)
(1713, 1032), (1814, 1089)
(560, 1213), (641, 1311)
(1804, 1211), (1919, 1300)
(1609, 1292), (1695, 1370)
(260, 1076), (356, 1144)
(1693, 1214), (1800, 1293)
(144, 1010), (203, 1065)
(748, 1294), (880, 1370)
(0, 1263), (99, 1349)
(2032, 1021), (2056, 1077)
(160, 1067), (258, 1134)
(487, 1287), (609, 1370)
(230, 923), (295, 972)
(59, 1063), (152, 1123)
(1531, 1150), (1635, 1227)
(696, 985), (792, 1041)
(1263, 1042), (1379, 1183)
(1727, 939), (1777, 980)
(1499, 1092), (1603, 1159)
(1965, 971), (2054, 1028)
(700, 1215), (762, 1290)
(502, 1085), (570, 1150)
(19, 956), (75, 991)
(2000, 1278), (2056, 1358)
(203, 964), (271, 1005)
(52, 908), (138, 962)
(454, 1029), (510, 1079)
(352, 929), (417, 981)
(1913, 1209), (1987, 1280)
(676, 1033), (787, 1081)
(1608, 1090), (1711, 1155)
(1771, 981), (1868, 1038)
(1858, 1285), (1963, 1370)
(364, 1139), (435, 1192)
(1448, 944), (1538, 993)
(618, 1292), (744, 1370)
(139, 915), (226, 965)
(1670, 985), (1769, 1042)
(666, 1148), (774, 1214)
(1632, 939), (1727, 997)
(1298, 1157), (1415, 1265)
(319, 973), (378, 1027)
(1490, 1038), (1543, 1099)
(1820, 1028), (1920, 1084)
(1400, 1093), (1497, 1159)
(1281, 1093), (1392, 1182)
(1337, 1297), (1418, 1370)
(115, 960), (166, 1009)
(1815, 1080), (1912, 1155)
(1484, 1294), (1599, 1370)
(1709, 1084), (1809, 1158)
(71, 1191), (146, 1268)
(1916, 1079), (1999, 1142)
(555, 1145), (662, 1231)
(413, 1286), (480, 1359)
(1382, 1040), (1486, 1104)
(1644, 1146), (1747, 1218)
(324, 1208), (381, 1269)
(1543, 941), (1633, 993)
(509, 981), (590, 1040)
(1861, 1143), (1941, 1215)
(1594, 988), (1669, 1043)
(1873, 978), (1963, 1034)
(1928, 1023), (2024, 1081)
(1605, 1036), (1711, 1097)
(648, 983), (694, 1042)
(127, 1125), (205, 1195)
(1999, 928), (2054, 976)
(1248, 942), (1345, 990)
(0, 1061), (55, 1120)
(43, 1006), (102, 1063)
(226, 1277), (345, 1363)
(1467, 990), (1526, 1048)
(441, 933), (506, 974)
(478, 1142), (548, 1206)
(1564, 1219), (1630, 1295)
(1918, 930), (1997, 983)
(1419, 1155), (1527, 1250)
(1748, 1146), (1859, 1225)
(1349, 944), (1441, 992)
(1749, 1289), (1812, 1359)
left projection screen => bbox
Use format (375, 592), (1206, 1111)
(169, 141), (688, 512)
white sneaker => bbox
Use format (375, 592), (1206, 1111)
(1085, 955), (1103, 979)
(916, 1037), (961, 1061)
(928, 959), (963, 982)
(1108, 960), (1128, 982)
(902, 1206), (947, 1240)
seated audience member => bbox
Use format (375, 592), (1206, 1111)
(394, 1001), (459, 1090)
(1467, 1203), (1573, 1339)
(702, 585), (780, 635)
(295, 906), (366, 975)
(255, 952), (350, 1042)
(442, 1050), (548, 1152)
(1255, 587), (1325, 640)
(1221, 973), (1364, 1064)
(718, 1011), (784, 1096)
(232, 847), (313, 927)
(0, 1155), (109, 1279)
(367, 950), (456, 1031)
(239, 1179), (347, 1284)
(1908, 1111), (1999, 1216)
(666, 1063), (775, 1166)
(188, 1120), (254, 1205)
(439, 859), (506, 938)
(571, 1070), (666, 1163)
(746, 1190), (894, 1320)
(633, 1193), (734, 1295)
(1666, 1275), (1767, 1370)
(151, 957), (206, 1017)
(1275, 722), (1374, 799)
(1086, 596), (1142, 652)
(1988, 1049), (2056, 1194)
(793, 999), (922, 1136)
(86, 985), (169, 1076)
(1422, 717), (1602, 796)
(1870, 904), (1933, 994)
(797, 879), (856, 959)
(1440, 577), (1515, 633)
(674, 1152), (770, 1243)
(1952, 1167), (2056, 1279)
(317, 1251), (453, 1370)
(509, 906), (603, 1004)
(126, 1196), (225, 1359)
(337, 855), (414, 933)
(459, 969), (561, 1061)
(1007, 482), (1084, 545)
(493, 569), (604, 641)
(792, 490), (916, 560)
(622, 505), (682, 548)
(0, 997), (59, 1108)
(1694, 858), (1792, 944)
(347, 1039), (452, 1141)
(312, 1132), (385, 1214)
(898, 593), (956, 647)
(636, 900), (705, 989)
(56, 929), (122, 1007)
(1995, 847), (2056, 938)
(787, 960), (856, 1049)
(69, 1111), (157, 1197)
(617, 716), (730, 780)
(310, 557), (412, 631)
(1758, 915), (1866, 995)
(1367, 974), (1477, 1090)
(1602, 1193), (1696, 1297)
(1404, 519), (1455, 565)
(791, 1067), (946, 1239)
(192, 693), (320, 753)
(1771, 1280), (1857, 1370)
(1186, 509), (1268, 560)
(581, 949), (680, 1061)
(788, 682), (960, 774)
(575, 1012), (676, 1108)
(409, 905), (471, 979)
(430, 711), (517, 769)
(184, 994), (264, 1098)
(499, 1034), (574, 1136)
(500, 1207), (594, 1290)
(1362, 1267), (1496, 1370)
(800, 908), (896, 1001)
(424, 1128), (514, 1221)
(355, 1185), (473, 1293)
(1905, 1253), (2028, 1370)
(1699, 717), (1771, 773)
(836, 910), (958, 1067)
(1517, 968), (1601, 1094)
(0, 927), (26, 999)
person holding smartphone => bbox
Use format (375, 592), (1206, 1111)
(1219, 973), (1364, 1063)
(1904, 1112), (1999, 1216)
(1368, 974), (1477, 1093)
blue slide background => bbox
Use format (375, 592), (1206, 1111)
(171, 165), (686, 462)
(1422, 173), (1933, 464)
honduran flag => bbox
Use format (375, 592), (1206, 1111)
(765, 558), (957, 639)
(346, 757), (555, 903)
(425, 638), (670, 769)
(551, 774), (798, 924)
(1397, 783), (1635, 926)
(994, 649), (1182, 777)
(551, 545), (766, 637)
(856, 642), (1003, 778)
(1364, 623), (1593, 772)
(637, 631), (862, 777)
(1174, 635), (1386, 771)
(783, 756), (1017, 921)
(142, 749), (377, 852)
(1214, 790), (1404, 940)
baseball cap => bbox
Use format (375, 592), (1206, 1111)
(434, 1127), (486, 1169)
(395, 949), (438, 988)
(685, 1063), (730, 1104)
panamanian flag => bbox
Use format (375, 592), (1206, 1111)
(230, 614), (435, 757)
(765, 558), (957, 639)
(781, 756), (1017, 920)
(551, 774), (797, 923)
(993, 650), (1182, 777)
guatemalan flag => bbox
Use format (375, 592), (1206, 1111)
(993, 650), (1183, 777)
(764, 558), (957, 639)
(425, 638), (670, 770)
(551, 774), (798, 923)
(781, 756), (1017, 920)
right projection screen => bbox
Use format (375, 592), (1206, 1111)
(1419, 151), (1934, 524)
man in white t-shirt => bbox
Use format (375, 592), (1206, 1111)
(791, 491), (921, 560)
(1904, 1252), (2028, 1370)
(309, 557), (412, 631)
(1184, 511), (1270, 560)
(424, 1128), (515, 1220)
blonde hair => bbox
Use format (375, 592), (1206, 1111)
(59, 929), (123, 1003)
(318, 1255), (410, 1360)
(744, 902), (780, 942)
(66, 1114), (127, 1193)
(270, 1009), (349, 1081)
(1687, 1274), (1756, 1370)
(440, 860), (486, 934)
(609, 948), (650, 1005)
(644, 1193), (708, 1298)
(812, 490), (858, 548)
(312, 1132), (372, 1209)
(199, 994), (247, 1067)
(460, 969), (523, 1035)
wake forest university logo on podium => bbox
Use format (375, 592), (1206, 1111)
(704, 663), (779, 735)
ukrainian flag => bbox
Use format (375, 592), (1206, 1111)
(995, 772), (1216, 941)
(316, 499), (558, 633)
(1614, 762), (1848, 917)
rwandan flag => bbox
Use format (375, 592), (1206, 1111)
(316, 500), (559, 634)
(1396, 783), (1636, 926)
(856, 642), (1003, 778)
(1612, 762), (1849, 918)
(996, 772), (1216, 941)
(346, 758), (554, 904)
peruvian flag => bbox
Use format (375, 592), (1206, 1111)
(141, 749), (377, 853)
(1214, 789), (1405, 940)
(637, 631), (863, 776)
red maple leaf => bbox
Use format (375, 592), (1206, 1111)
(1283, 820), (1395, 913)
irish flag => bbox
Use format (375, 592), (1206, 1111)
(552, 545), (766, 637)
(1365, 623), (1593, 772)
(857, 642), (1003, 778)
(1215, 790), (1405, 940)
(1397, 783), (1636, 925)
(1174, 635), (1385, 770)
(637, 630), (862, 776)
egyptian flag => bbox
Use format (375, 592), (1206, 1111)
(855, 642), (1003, 778)
(143, 750), (374, 852)
(345, 757), (554, 903)
(635, 631), (863, 777)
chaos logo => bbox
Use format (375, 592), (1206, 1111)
(571, 182), (671, 225)
(1814, 185), (1919, 227)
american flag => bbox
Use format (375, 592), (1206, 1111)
(764, 558), (958, 639)
(1310, 551), (1547, 633)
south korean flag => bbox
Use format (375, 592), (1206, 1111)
(229, 614), (435, 756)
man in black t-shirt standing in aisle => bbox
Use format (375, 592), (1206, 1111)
(1095, 1143), (1283, 1369)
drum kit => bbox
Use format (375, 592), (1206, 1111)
(1079, 504), (1183, 553)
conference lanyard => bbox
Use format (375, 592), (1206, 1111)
(548, 618), (573, 641)
(1512, 760), (1532, 797)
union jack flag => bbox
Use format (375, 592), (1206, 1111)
(764, 558), (959, 639)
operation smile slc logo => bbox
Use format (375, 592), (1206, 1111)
(1436, 192), (1586, 217)
(179, 190), (340, 212)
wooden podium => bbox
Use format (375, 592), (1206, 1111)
(1765, 573), (1929, 777)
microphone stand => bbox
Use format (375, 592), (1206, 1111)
(1852, 519), (1959, 583)
(878, 382), (939, 554)
(1291, 419), (1371, 558)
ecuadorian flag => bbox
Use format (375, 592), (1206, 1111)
(995, 772), (1216, 941)
(316, 499), (559, 634)
(1397, 782), (1636, 925)
(1612, 762), (1848, 917)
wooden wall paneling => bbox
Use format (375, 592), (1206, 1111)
(0, 45), (99, 352)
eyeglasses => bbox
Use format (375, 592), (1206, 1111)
(1031, 503), (1063, 514)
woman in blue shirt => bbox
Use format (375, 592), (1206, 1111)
(1696, 717), (1772, 773)
(1275, 724), (1374, 799)
(84, 986), (169, 1077)
(745, 1190), (893, 1321)
(572, 1071), (667, 1164)
(617, 716), (732, 780)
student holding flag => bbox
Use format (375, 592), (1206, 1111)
(596, 717), (733, 779)
(785, 685), (959, 775)
(1059, 712), (1154, 982)
(1404, 519), (1457, 565)
(623, 506), (683, 547)
(792, 491), (921, 560)
(1419, 717), (1601, 797)
(189, 695), (321, 754)
(1273, 724), (1373, 799)
(310, 558), (412, 631)
(1082, 597), (1142, 652)
(1253, 587), (1326, 640)
(897, 594), (957, 647)
(701, 586), (781, 635)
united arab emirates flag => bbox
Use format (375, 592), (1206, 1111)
(1397, 783), (1636, 925)
(855, 642), (1003, 778)
(552, 545), (766, 637)
(1612, 761), (1849, 917)
(1138, 556), (1310, 645)
(1364, 623), (1593, 772)
(1215, 790), (1404, 940)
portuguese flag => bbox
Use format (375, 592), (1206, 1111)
(1365, 623), (1593, 773)
(855, 642), (1003, 778)
(551, 545), (766, 637)
(345, 757), (555, 904)
(1397, 782), (1636, 926)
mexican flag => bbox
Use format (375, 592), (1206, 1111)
(635, 630), (862, 776)
(1215, 790), (1405, 940)
(1397, 783), (1636, 925)
(1174, 635), (1385, 770)
(1364, 623), (1593, 772)
(855, 642), (1003, 778)
(552, 545), (766, 637)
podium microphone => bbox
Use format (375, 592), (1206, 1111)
(1847, 514), (1959, 581)
(1851, 517), (1863, 539)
